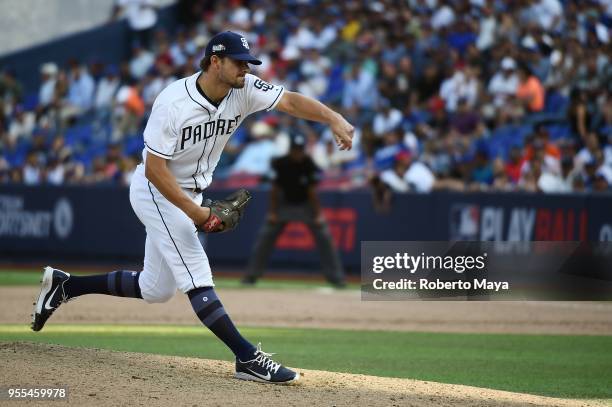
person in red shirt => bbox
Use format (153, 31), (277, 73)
(505, 146), (523, 183)
(523, 125), (561, 161)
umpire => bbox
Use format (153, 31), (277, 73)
(243, 133), (346, 287)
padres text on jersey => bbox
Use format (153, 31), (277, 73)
(142, 72), (284, 190)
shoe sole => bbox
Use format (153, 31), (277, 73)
(33, 266), (55, 320)
(234, 371), (300, 385)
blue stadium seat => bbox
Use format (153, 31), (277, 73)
(22, 93), (39, 111)
(544, 91), (568, 114)
(64, 124), (94, 147)
(319, 63), (345, 103)
(124, 135), (144, 155)
(545, 124), (571, 140)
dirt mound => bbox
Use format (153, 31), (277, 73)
(0, 342), (604, 407)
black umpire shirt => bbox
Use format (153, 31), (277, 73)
(271, 155), (320, 204)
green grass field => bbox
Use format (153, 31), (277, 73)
(1, 270), (611, 400)
(0, 270), (359, 290)
(0, 324), (610, 399)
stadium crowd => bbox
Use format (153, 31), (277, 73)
(0, 0), (611, 195)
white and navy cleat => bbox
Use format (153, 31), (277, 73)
(235, 343), (300, 384)
(31, 266), (71, 332)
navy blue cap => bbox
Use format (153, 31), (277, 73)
(205, 31), (262, 65)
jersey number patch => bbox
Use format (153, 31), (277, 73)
(254, 79), (274, 92)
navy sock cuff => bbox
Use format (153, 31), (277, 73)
(108, 271), (142, 298)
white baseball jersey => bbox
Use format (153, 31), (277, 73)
(130, 71), (284, 299)
(142, 71), (285, 190)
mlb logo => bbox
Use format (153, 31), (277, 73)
(449, 204), (480, 240)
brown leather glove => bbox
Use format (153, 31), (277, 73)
(197, 189), (252, 233)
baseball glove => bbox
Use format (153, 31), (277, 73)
(198, 189), (252, 233)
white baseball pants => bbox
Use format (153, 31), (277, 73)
(129, 164), (213, 303)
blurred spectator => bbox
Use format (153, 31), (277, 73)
(450, 98), (483, 137)
(568, 88), (591, 141)
(527, 0), (563, 31)
(61, 61), (95, 123)
(142, 64), (176, 108)
(505, 146), (524, 184)
(2, 0), (611, 197)
(374, 129), (406, 171)
(342, 63), (379, 120)
(439, 65), (479, 112)
(476, 5), (497, 51)
(22, 150), (43, 185)
(169, 30), (196, 68)
(575, 133), (601, 170)
(46, 154), (65, 185)
(516, 64), (545, 113)
(431, 3), (455, 30)
(129, 44), (155, 80)
(95, 65), (121, 111)
(469, 149), (494, 188)
(113, 81), (145, 141)
(404, 151), (436, 193)
(414, 64), (443, 105)
(112, 0), (158, 50)
(593, 172), (610, 192)
(230, 121), (280, 176)
(296, 48), (331, 99)
(380, 151), (411, 193)
(38, 63), (59, 110)
(373, 99), (402, 136)
(120, 154), (139, 185)
(488, 57), (519, 110)
(7, 106), (35, 148)
(0, 70), (23, 112)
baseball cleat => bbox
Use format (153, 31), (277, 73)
(31, 266), (71, 332)
(235, 343), (300, 384)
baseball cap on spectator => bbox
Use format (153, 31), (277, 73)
(263, 115), (280, 126)
(501, 57), (516, 70)
(41, 63), (58, 76)
(395, 150), (412, 164)
(550, 50), (563, 66)
(205, 31), (262, 65)
(427, 96), (445, 113)
(289, 133), (306, 149)
(250, 121), (273, 139)
(521, 35), (538, 51)
(194, 35), (208, 48)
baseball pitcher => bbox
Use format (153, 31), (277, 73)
(32, 31), (353, 384)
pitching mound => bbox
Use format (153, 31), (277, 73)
(0, 342), (604, 407)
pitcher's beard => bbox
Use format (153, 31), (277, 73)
(231, 77), (246, 88)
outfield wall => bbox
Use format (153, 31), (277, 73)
(1, 185), (611, 269)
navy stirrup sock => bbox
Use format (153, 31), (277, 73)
(188, 287), (256, 361)
(64, 271), (142, 299)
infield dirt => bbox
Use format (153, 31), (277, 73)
(1, 285), (612, 406)
(2, 286), (612, 335)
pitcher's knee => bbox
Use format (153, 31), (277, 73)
(140, 285), (176, 303)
